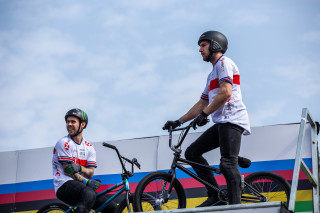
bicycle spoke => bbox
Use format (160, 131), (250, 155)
(243, 172), (290, 206)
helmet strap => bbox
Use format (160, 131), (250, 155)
(70, 121), (84, 138)
(206, 51), (214, 62)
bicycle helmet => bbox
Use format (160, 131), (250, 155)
(65, 109), (88, 137)
(198, 31), (228, 62)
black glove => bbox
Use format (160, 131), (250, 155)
(64, 163), (82, 175)
(85, 179), (101, 191)
(192, 111), (209, 129)
(162, 120), (181, 130)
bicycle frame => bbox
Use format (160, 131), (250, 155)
(165, 123), (267, 203)
(64, 142), (140, 213)
(167, 152), (222, 197)
(65, 178), (130, 213)
(96, 179), (130, 212)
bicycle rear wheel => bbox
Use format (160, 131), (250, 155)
(133, 171), (186, 212)
(37, 203), (69, 213)
(242, 171), (291, 206)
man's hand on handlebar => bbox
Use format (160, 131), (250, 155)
(192, 111), (209, 129)
(162, 120), (181, 130)
(84, 179), (101, 191)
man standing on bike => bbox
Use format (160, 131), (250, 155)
(52, 108), (116, 213)
(163, 31), (251, 207)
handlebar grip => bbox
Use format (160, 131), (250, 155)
(102, 142), (116, 150)
(132, 158), (141, 169)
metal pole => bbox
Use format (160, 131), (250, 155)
(288, 108), (307, 212)
(288, 108), (320, 213)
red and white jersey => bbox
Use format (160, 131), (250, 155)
(201, 56), (251, 135)
(52, 135), (97, 193)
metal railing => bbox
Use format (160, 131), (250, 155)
(288, 108), (319, 213)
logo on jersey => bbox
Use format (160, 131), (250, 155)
(55, 171), (60, 176)
(85, 141), (92, 147)
(64, 142), (70, 150)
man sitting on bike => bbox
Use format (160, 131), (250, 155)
(52, 108), (116, 213)
(163, 31), (251, 207)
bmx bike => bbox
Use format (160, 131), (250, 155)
(133, 122), (291, 211)
(37, 142), (140, 213)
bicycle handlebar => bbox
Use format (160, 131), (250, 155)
(168, 121), (194, 153)
(102, 142), (141, 177)
(102, 142), (116, 150)
(121, 156), (141, 169)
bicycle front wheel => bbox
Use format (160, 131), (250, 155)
(37, 203), (69, 213)
(242, 171), (291, 206)
(115, 194), (134, 213)
(133, 171), (186, 212)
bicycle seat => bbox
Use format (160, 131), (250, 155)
(238, 156), (251, 168)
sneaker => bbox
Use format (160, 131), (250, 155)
(196, 197), (227, 207)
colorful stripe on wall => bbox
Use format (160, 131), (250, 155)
(0, 158), (314, 213)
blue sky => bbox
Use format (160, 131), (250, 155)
(0, 0), (319, 152)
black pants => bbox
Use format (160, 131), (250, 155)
(56, 180), (116, 213)
(184, 123), (244, 204)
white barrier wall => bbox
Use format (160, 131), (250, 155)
(0, 123), (314, 213)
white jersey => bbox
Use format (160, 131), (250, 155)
(201, 55), (251, 135)
(52, 135), (97, 193)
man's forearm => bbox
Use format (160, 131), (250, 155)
(61, 162), (94, 180)
(73, 167), (94, 182)
(80, 166), (94, 179)
(203, 82), (232, 115)
(74, 172), (86, 182)
(181, 99), (209, 123)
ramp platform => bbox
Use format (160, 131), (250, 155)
(136, 202), (291, 213)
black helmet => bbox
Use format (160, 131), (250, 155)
(198, 31), (228, 54)
(65, 108), (88, 129)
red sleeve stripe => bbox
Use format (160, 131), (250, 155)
(201, 93), (209, 100)
(208, 75), (240, 93)
(86, 162), (97, 167)
(58, 157), (72, 162)
(208, 78), (219, 91)
(233, 74), (240, 85)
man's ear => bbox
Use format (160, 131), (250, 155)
(81, 122), (86, 129)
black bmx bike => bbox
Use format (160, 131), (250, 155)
(37, 142), (141, 213)
(133, 122), (291, 212)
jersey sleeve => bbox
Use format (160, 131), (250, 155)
(55, 139), (73, 163)
(86, 146), (97, 168)
(217, 58), (234, 85)
(201, 76), (209, 101)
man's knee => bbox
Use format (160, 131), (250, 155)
(184, 146), (194, 160)
(80, 187), (96, 209)
(220, 157), (238, 178)
(75, 205), (89, 213)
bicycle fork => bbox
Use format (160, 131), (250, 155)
(159, 158), (179, 205)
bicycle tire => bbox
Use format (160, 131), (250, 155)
(242, 171), (291, 206)
(37, 203), (69, 213)
(133, 171), (186, 212)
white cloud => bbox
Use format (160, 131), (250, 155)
(102, 12), (127, 27)
(1, 0), (320, 152)
(120, 0), (179, 10)
(299, 31), (320, 44)
(12, 1), (87, 24)
(227, 10), (270, 26)
(249, 101), (288, 126)
(112, 62), (160, 95)
(272, 56), (320, 98)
